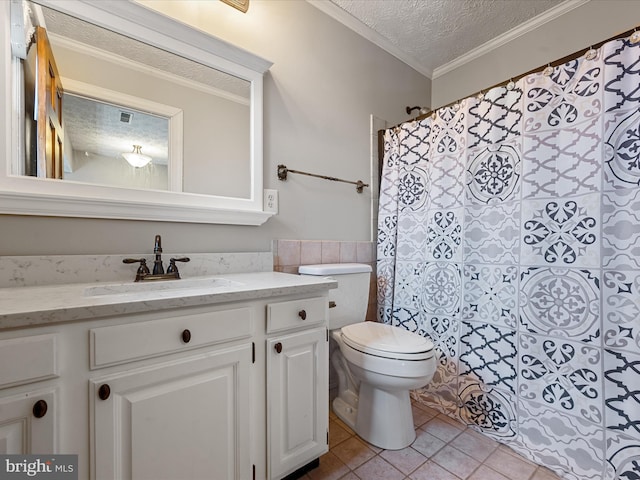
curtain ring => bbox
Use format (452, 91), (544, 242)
(585, 47), (597, 61)
(506, 79), (515, 90)
(542, 64), (554, 76)
(631, 29), (640, 44)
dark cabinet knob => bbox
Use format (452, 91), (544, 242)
(298, 310), (307, 320)
(274, 342), (282, 354)
(32, 399), (48, 418)
(182, 329), (191, 343)
(98, 384), (111, 400)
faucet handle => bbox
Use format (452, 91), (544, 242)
(167, 257), (190, 275)
(170, 257), (190, 263)
(123, 258), (145, 264)
(123, 258), (151, 280)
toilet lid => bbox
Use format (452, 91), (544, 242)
(341, 322), (434, 360)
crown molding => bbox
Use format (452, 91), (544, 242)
(433, 0), (590, 79)
(308, 0), (590, 81)
(49, 33), (250, 106)
(306, 0), (433, 78)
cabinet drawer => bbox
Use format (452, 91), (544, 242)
(90, 307), (253, 369)
(0, 334), (58, 388)
(267, 297), (327, 333)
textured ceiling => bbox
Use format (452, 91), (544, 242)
(63, 94), (169, 165)
(326, 0), (565, 76)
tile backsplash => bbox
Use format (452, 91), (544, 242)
(273, 239), (377, 322)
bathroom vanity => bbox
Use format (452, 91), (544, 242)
(0, 260), (336, 480)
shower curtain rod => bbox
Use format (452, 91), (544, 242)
(389, 24), (640, 131)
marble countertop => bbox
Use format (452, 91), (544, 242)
(0, 272), (337, 330)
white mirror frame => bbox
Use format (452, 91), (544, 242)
(0, 0), (274, 225)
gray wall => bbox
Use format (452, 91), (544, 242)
(4, 0), (638, 257)
(432, 0), (640, 109)
(0, 0), (430, 255)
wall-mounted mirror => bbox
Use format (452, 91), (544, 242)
(1, 0), (273, 224)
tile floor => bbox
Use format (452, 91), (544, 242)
(300, 400), (564, 480)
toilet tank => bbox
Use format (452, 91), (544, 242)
(298, 263), (372, 330)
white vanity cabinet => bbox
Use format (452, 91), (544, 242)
(266, 298), (329, 480)
(88, 306), (255, 480)
(91, 346), (252, 480)
(0, 334), (58, 455)
(0, 271), (335, 480)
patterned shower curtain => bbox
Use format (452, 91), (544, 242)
(377, 35), (640, 480)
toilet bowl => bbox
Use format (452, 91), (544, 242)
(335, 321), (435, 449)
(298, 263), (436, 450)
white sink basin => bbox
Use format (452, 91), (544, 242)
(84, 277), (243, 296)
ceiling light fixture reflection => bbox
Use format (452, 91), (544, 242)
(122, 145), (152, 168)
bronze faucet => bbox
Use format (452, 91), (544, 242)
(123, 235), (190, 281)
(153, 234), (164, 275)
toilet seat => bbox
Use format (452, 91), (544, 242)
(341, 322), (434, 361)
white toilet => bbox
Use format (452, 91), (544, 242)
(298, 263), (436, 450)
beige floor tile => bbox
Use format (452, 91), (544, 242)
(412, 404), (434, 427)
(353, 455), (405, 480)
(432, 445), (480, 479)
(332, 416), (355, 435)
(468, 465), (510, 480)
(531, 466), (564, 480)
(337, 473), (359, 480)
(436, 413), (466, 429)
(421, 417), (465, 443)
(449, 430), (498, 462)
(379, 446), (427, 475)
(318, 399), (560, 480)
(412, 401), (442, 418)
(411, 429), (447, 458)
(307, 451), (350, 480)
(409, 460), (462, 480)
(332, 436), (376, 470)
(484, 448), (537, 479)
(366, 442), (384, 454)
(329, 419), (353, 448)
(497, 444), (537, 463)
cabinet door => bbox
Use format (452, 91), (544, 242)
(91, 344), (251, 480)
(0, 390), (55, 454)
(267, 328), (328, 480)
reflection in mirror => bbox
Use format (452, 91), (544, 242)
(62, 93), (169, 191)
(23, 3), (252, 198)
